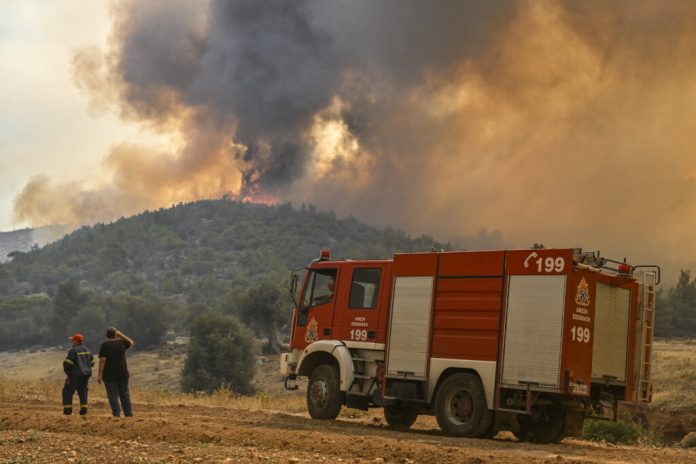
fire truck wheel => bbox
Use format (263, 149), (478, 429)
(434, 373), (493, 437)
(514, 404), (565, 443)
(383, 404), (419, 428)
(307, 364), (342, 420)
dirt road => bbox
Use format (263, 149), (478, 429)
(1, 397), (693, 464)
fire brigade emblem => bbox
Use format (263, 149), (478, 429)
(305, 317), (318, 343)
(575, 277), (591, 307)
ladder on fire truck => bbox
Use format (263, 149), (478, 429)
(635, 269), (657, 402)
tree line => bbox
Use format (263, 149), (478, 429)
(0, 200), (445, 302)
(655, 271), (696, 338)
(0, 276), (292, 394)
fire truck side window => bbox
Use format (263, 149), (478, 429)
(292, 268), (308, 307)
(349, 268), (381, 309)
(310, 269), (337, 306)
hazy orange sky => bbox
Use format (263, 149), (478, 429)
(3, 1), (696, 282)
(0, 0), (167, 229)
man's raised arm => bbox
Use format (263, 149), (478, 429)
(116, 330), (134, 348)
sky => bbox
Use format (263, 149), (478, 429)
(0, 0), (162, 231)
(2, 0), (696, 283)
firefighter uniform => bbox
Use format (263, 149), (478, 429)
(62, 342), (94, 415)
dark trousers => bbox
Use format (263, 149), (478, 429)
(104, 378), (133, 417)
(62, 376), (89, 415)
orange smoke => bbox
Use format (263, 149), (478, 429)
(12, 0), (696, 282)
(285, 1), (696, 280)
(13, 133), (245, 227)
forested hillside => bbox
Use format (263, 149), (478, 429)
(0, 200), (447, 350)
(1, 199), (692, 355)
(0, 200), (446, 299)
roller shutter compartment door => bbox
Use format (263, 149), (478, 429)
(502, 275), (567, 389)
(386, 276), (434, 379)
(592, 284), (630, 382)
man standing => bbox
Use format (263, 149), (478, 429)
(62, 333), (94, 416)
(98, 327), (135, 417)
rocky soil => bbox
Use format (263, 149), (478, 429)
(1, 397), (695, 464)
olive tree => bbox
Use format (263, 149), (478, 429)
(236, 279), (291, 354)
(181, 312), (256, 394)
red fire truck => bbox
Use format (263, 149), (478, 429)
(280, 248), (658, 442)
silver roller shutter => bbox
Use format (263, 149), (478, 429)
(502, 275), (567, 389)
(386, 276), (434, 379)
(592, 283), (630, 382)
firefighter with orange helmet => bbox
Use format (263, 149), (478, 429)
(62, 333), (94, 416)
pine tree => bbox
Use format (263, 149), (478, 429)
(670, 271), (696, 337)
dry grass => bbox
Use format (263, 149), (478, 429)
(1, 339), (693, 416)
(0, 347), (186, 391)
(0, 374), (307, 414)
(0, 375), (60, 404)
(650, 339), (696, 409)
(133, 386), (307, 413)
(0, 345), (307, 414)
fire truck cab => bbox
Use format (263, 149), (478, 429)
(280, 248), (658, 442)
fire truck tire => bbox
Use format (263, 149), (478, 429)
(514, 404), (565, 443)
(384, 404), (419, 428)
(434, 372), (493, 437)
(307, 364), (342, 420)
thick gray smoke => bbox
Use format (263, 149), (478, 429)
(70, 0), (511, 195)
(15, 0), (696, 282)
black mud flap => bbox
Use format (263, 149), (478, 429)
(345, 393), (370, 411)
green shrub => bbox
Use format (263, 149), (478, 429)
(181, 312), (256, 395)
(584, 419), (662, 446)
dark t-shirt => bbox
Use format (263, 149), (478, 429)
(99, 339), (131, 381)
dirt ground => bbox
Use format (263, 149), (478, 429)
(2, 397), (695, 464)
(1, 341), (695, 463)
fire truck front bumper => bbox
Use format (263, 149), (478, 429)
(280, 352), (300, 391)
(279, 351), (298, 376)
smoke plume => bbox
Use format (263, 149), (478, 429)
(14, 0), (696, 279)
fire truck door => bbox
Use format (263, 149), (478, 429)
(292, 267), (338, 349)
(335, 264), (387, 344)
